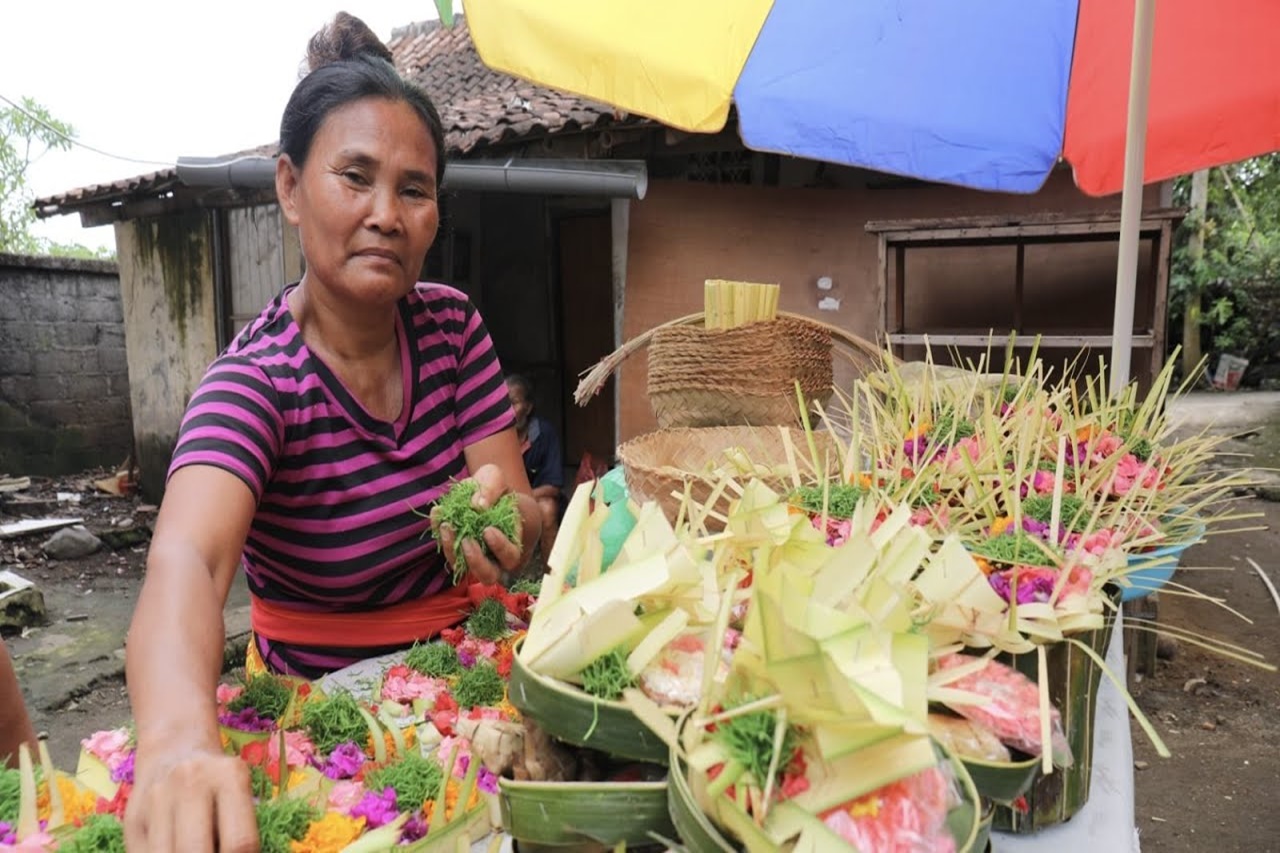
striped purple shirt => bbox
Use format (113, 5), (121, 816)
(169, 283), (514, 677)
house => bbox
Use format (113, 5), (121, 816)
(34, 17), (1177, 500)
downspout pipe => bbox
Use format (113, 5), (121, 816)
(176, 156), (648, 200)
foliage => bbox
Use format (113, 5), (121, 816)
(58, 814), (126, 853)
(255, 797), (320, 853)
(362, 751), (444, 814)
(579, 647), (634, 700)
(0, 96), (111, 259)
(300, 691), (370, 756)
(463, 597), (509, 640)
(1168, 155), (1280, 383)
(404, 641), (462, 678)
(451, 661), (504, 709)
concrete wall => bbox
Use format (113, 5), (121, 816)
(114, 211), (220, 500)
(619, 171), (1165, 440)
(0, 253), (133, 475)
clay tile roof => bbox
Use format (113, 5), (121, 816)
(36, 15), (647, 216)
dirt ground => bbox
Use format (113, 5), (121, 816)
(5, 467), (1280, 850)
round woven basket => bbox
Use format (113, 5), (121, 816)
(647, 316), (834, 429)
(573, 310), (886, 432)
(617, 425), (839, 526)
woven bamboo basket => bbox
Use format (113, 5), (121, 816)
(616, 425), (839, 527)
(574, 311), (885, 430)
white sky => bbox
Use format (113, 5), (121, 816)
(2, 1), (452, 252)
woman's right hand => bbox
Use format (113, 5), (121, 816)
(125, 738), (259, 853)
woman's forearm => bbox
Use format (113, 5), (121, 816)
(125, 543), (229, 752)
(0, 641), (37, 768)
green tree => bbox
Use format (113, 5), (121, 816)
(0, 96), (112, 258)
(1168, 154), (1280, 385)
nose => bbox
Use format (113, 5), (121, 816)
(363, 184), (402, 235)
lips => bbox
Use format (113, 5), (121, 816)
(356, 248), (401, 265)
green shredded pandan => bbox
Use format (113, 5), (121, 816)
(1023, 494), (1088, 532)
(59, 814), (126, 853)
(363, 751), (444, 814)
(580, 648), (635, 701)
(714, 703), (799, 789)
(227, 674), (293, 720)
(0, 766), (19, 823)
(256, 797), (320, 853)
(509, 577), (542, 596)
(972, 530), (1060, 567)
(929, 407), (976, 442)
(1036, 458), (1075, 474)
(452, 661), (505, 709)
(465, 597), (510, 640)
(405, 641), (463, 678)
(300, 690), (370, 756)
(1126, 436), (1154, 462)
(430, 480), (521, 582)
(790, 483), (864, 519)
(248, 763), (274, 800)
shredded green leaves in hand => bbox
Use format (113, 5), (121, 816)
(405, 641), (463, 678)
(429, 480), (521, 582)
(580, 648), (635, 701)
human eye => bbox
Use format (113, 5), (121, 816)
(402, 183), (435, 201)
(340, 168), (369, 186)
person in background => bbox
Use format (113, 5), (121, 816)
(507, 374), (564, 558)
(0, 640), (37, 768)
(122, 13), (539, 852)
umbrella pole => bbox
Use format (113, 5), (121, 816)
(1109, 0), (1157, 396)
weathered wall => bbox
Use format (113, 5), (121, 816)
(0, 253), (132, 475)
(114, 211), (220, 500)
(620, 171), (1165, 440)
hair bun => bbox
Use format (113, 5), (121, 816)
(305, 12), (393, 72)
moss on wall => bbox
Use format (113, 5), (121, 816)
(131, 209), (209, 343)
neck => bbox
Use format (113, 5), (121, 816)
(289, 275), (398, 362)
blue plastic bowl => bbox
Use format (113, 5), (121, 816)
(1120, 513), (1206, 602)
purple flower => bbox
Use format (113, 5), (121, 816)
(110, 751), (135, 784)
(400, 814), (429, 844)
(320, 742), (366, 780)
(351, 786), (400, 829)
(1, 821), (15, 845)
(218, 707), (273, 732)
(456, 649), (477, 668)
(988, 569), (1057, 605)
(477, 766), (499, 795)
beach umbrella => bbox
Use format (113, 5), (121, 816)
(465, 0), (1280, 389)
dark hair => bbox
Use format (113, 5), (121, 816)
(506, 373), (534, 400)
(279, 12), (446, 184)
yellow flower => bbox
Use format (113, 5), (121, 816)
(989, 516), (1014, 536)
(58, 777), (98, 825)
(847, 794), (883, 820)
(289, 812), (366, 853)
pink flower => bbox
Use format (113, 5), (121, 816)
(457, 637), (499, 664)
(1030, 470), (1057, 495)
(328, 779), (367, 813)
(1092, 434), (1123, 460)
(1108, 454), (1159, 497)
(382, 671), (448, 704)
(267, 729), (315, 768)
(1078, 529), (1116, 557)
(215, 683), (244, 706)
(81, 728), (131, 762)
(436, 736), (473, 779)
(944, 436), (983, 472)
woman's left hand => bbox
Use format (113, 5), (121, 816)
(432, 464), (535, 584)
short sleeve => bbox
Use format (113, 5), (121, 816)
(453, 301), (516, 445)
(168, 356), (284, 501)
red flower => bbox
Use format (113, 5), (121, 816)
(296, 683), (312, 699)
(495, 646), (514, 679)
(780, 773), (810, 799)
(1013, 795), (1030, 814)
(440, 627), (466, 647)
(385, 664), (411, 680)
(432, 691), (459, 736)
(97, 782), (132, 818)
(240, 741), (267, 767)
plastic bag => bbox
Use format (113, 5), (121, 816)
(927, 713), (1011, 763)
(935, 653), (1073, 767)
(823, 760), (961, 853)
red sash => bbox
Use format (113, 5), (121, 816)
(250, 583), (472, 648)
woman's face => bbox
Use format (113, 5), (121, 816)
(277, 97), (440, 306)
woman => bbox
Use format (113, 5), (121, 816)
(122, 14), (539, 852)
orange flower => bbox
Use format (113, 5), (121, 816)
(58, 777), (98, 825)
(989, 516), (1014, 536)
(1074, 425), (1096, 443)
(289, 812), (366, 853)
(973, 556), (996, 577)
